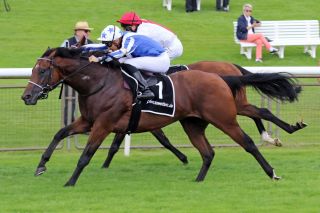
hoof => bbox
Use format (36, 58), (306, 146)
(181, 157), (189, 165)
(35, 166), (46, 176)
(64, 182), (75, 187)
(262, 132), (281, 147)
(297, 121), (308, 129)
(195, 176), (205, 182)
(272, 169), (281, 180)
(101, 164), (109, 169)
(273, 138), (282, 147)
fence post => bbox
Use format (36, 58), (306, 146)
(124, 134), (131, 156)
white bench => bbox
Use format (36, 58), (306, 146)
(233, 20), (320, 59)
(163, 0), (201, 11)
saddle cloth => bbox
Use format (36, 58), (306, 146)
(121, 69), (175, 117)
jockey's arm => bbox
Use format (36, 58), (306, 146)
(82, 43), (108, 52)
(99, 48), (128, 62)
(83, 44), (112, 63)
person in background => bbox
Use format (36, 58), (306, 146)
(185, 0), (197, 12)
(236, 4), (278, 62)
(216, 0), (230, 12)
(117, 12), (183, 61)
(86, 25), (170, 100)
(61, 21), (94, 48)
(60, 21), (94, 127)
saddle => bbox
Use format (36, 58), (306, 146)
(120, 65), (179, 133)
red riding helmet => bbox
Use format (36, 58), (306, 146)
(117, 12), (142, 25)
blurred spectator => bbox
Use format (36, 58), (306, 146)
(216, 0), (230, 12)
(186, 0), (197, 12)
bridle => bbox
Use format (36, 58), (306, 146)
(28, 56), (93, 99)
(28, 57), (57, 99)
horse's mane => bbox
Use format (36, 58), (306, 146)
(40, 47), (82, 59)
(44, 47), (121, 69)
(55, 47), (82, 58)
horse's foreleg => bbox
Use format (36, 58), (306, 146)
(151, 129), (188, 164)
(64, 125), (110, 187)
(101, 133), (126, 168)
(180, 118), (212, 182)
(35, 117), (91, 176)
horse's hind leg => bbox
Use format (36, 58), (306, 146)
(102, 133), (126, 168)
(220, 121), (280, 180)
(238, 104), (307, 145)
(35, 117), (91, 176)
(256, 106), (307, 133)
(150, 129), (188, 164)
(102, 129), (188, 168)
(180, 118), (212, 182)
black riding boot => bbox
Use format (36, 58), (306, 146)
(132, 71), (155, 100)
(166, 65), (188, 75)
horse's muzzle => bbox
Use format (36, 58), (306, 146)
(21, 93), (38, 105)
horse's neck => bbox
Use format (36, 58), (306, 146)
(64, 64), (122, 97)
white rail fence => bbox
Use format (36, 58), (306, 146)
(1, 67), (320, 78)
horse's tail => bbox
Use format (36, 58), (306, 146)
(222, 73), (301, 102)
(232, 63), (252, 75)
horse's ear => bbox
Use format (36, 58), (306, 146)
(75, 36), (86, 48)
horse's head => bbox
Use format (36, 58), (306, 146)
(22, 47), (113, 105)
(21, 48), (65, 105)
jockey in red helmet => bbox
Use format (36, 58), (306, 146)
(117, 12), (183, 61)
(117, 12), (142, 29)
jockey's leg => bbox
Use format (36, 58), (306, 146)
(124, 52), (170, 73)
(132, 69), (155, 99)
(122, 52), (170, 99)
(121, 63), (155, 100)
(166, 37), (183, 60)
(166, 65), (188, 75)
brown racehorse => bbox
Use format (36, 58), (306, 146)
(22, 47), (301, 186)
(102, 61), (306, 168)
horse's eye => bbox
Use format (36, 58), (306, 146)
(39, 69), (46, 74)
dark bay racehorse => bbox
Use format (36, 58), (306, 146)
(103, 61), (306, 168)
(22, 47), (301, 186)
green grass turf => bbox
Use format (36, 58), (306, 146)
(0, 147), (319, 213)
(0, 1), (320, 212)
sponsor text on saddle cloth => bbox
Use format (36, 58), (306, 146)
(121, 69), (175, 117)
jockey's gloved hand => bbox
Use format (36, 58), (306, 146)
(89, 55), (100, 63)
(89, 55), (108, 63)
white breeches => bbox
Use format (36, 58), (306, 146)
(165, 37), (183, 60)
(119, 52), (170, 73)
